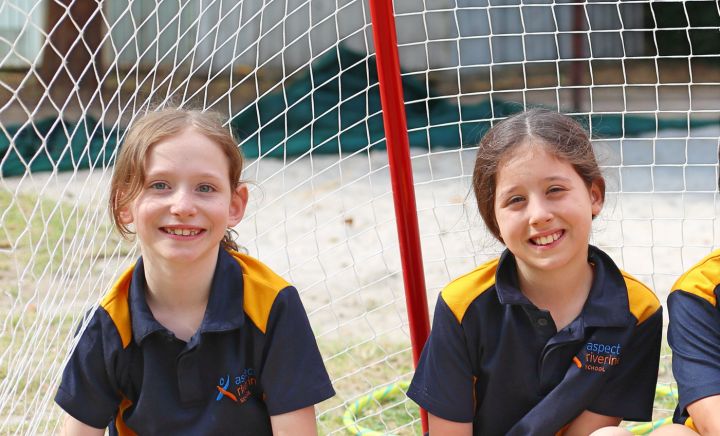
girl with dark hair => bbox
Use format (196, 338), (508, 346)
(408, 109), (663, 436)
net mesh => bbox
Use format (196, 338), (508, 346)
(1, 0), (718, 434)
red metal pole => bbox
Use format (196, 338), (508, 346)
(368, 0), (431, 432)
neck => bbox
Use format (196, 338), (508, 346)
(515, 251), (594, 330)
(140, 250), (219, 342)
(141, 249), (219, 309)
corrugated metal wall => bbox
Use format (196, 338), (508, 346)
(101, 0), (646, 74)
(1, 0), (646, 73)
(102, 0), (371, 75)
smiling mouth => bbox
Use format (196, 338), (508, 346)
(531, 231), (563, 246)
(162, 227), (202, 236)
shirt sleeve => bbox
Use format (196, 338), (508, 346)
(587, 307), (663, 421)
(407, 294), (475, 423)
(54, 309), (122, 429)
(668, 289), (720, 416)
(259, 286), (335, 415)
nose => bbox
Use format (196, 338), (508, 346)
(169, 189), (197, 217)
(527, 196), (553, 226)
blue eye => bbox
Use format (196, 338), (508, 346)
(198, 184), (215, 193)
(150, 182), (168, 190)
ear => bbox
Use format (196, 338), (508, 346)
(589, 181), (604, 217)
(227, 184), (248, 227)
(117, 205), (134, 225)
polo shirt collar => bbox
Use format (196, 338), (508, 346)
(582, 246), (635, 327)
(494, 245), (634, 328)
(129, 248), (246, 345)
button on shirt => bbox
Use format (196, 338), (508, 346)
(408, 246), (662, 436)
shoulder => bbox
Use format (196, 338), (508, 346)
(670, 249), (720, 307)
(619, 269), (661, 324)
(98, 263), (136, 348)
(228, 250), (291, 292)
(441, 257), (499, 323)
(227, 250), (293, 334)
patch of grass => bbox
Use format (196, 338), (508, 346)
(318, 339), (422, 435)
(0, 188), (132, 433)
(0, 188), (131, 277)
(0, 307), (76, 434)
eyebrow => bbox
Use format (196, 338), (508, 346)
(145, 169), (225, 181)
(497, 175), (574, 197)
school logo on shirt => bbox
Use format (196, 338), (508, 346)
(573, 342), (621, 373)
(215, 368), (257, 404)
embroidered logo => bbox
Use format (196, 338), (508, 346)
(215, 368), (257, 404)
(576, 342), (621, 373)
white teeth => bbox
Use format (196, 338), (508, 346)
(165, 228), (198, 236)
(533, 231), (561, 246)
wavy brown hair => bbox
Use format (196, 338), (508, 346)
(472, 108), (605, 242)
(109, 108), (244, 251)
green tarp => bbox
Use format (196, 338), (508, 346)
(2, 46), (717, 177)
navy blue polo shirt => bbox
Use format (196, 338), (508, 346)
(55, 248), (335, 435)
(408, 245), (662, 436)
(668, 249), (720, 431)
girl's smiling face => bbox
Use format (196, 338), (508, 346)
(119, 128), (247, 266)
(493, 142), (604, 277)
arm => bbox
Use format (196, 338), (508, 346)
(564, 410), (621, 436)
(668, 290), (720, 429)
(270, 406), (317, 436)
(428, 413), (473, 436)
(686, 394), (720, 435)
(406, 296), (476, 423)
(586, 308), (663, 422)
(59, 415), (104, 436)
(55, 311), (122, 432)
(260, 288), (334, 416)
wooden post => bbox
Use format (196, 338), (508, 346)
(41, 0), (103, 91)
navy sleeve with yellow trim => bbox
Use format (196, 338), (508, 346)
(232, 252), (335, 416)
(588, 309), (663, 421)
(407, 294), (476, 422)
(54, 308), (124, 428)
(668, 250), (720, 423)
(586, 274), (663, 421)
(407, 258), (497, 423)
(259, 286), (335, 415)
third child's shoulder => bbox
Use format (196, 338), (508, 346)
(670, 249), (720, 305)
(618, 269), (661, 324)
(440, 257), (499, 322)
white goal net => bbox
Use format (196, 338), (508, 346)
(0, 0), (718, 434)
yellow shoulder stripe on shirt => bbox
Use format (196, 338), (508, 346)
(671, 249), (720, 308)
(228, 250), (290, 334)
(621, 271), (661, 324)
(441, 258), (499, 323)
(100, 264), (136, 349)
(101, 252), (290, 348)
